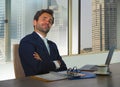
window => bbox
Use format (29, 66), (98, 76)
(81, 0), (119, 53)
(0, 0), (120, 62)
(0, 0), (68, 62)
(0, 0), (5, 60)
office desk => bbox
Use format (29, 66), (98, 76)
(0, 62), (120, 87)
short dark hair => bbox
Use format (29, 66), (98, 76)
(34, 9), (54, 24)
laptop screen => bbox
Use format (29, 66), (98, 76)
(105, 46), (115, 66)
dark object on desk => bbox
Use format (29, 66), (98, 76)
(67, 66), (96, 80)
(67, 71), (96, 80)
(79, 46), (115, 73)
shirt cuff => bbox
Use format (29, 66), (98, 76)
(53, 61), (60, 69)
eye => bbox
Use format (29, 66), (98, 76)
(49, 19), (53, 24)
(40, 17), (53, 24)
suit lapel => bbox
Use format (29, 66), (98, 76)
(32, 32), (50, 56)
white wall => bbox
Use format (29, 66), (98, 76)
(63, 51), (120, 68)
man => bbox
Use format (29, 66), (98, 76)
(19, 9), (67, 76)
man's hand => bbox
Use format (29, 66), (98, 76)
(57, 60), (61, 66)
(33, 52), (42, 61)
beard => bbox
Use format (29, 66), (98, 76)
(36, 24), (50, 34)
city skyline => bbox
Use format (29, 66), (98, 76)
(81, 0), (118, 51)
(92, 0), (117, 51)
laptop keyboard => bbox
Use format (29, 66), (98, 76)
(80, 65), (98, 71)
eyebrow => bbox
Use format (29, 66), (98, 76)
(42, 16), (53, 23)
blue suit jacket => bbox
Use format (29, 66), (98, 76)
(19, 32), (67, 76)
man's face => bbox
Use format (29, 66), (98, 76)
(34, 12), (53, 34)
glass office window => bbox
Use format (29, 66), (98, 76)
(0, 0), (68, 61)
(0, 0), (5, 59)
(81, 0), (92, 53)
(81, 0), (119, 53)
(72, 0), (79, 54)
(10, 0), (68, 60)
(47, 0), (68, 55)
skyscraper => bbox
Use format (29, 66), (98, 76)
(0, 0), (5, 59)
(0, 0), (5, 38)
(92, 0), (117, 51)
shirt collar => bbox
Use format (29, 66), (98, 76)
(35, 31), (46, 40)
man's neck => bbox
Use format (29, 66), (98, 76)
(34, 30), (47, 38)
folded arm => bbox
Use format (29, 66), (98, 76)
(19, 42), (57, 76)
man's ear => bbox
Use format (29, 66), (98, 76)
(33, 20), (37, 26)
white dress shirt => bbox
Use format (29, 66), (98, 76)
(35, 32), (60, 69)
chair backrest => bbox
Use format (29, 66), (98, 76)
(13, 44), (25, 78)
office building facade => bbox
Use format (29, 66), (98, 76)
(92, 0), (117, 51)
(0, 0), (5, 59)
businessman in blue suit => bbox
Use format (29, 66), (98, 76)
(19, 9), (67, 76)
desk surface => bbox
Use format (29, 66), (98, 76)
(0, 62), (120, 87)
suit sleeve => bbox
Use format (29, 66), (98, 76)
(19, 41), (57, 76)
(51, 43), (67, 72)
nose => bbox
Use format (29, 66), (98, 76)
(45, 18), (52, 25)
(45, 19), (49, 24)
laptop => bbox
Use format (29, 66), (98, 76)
(79, 46), (115, 73)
